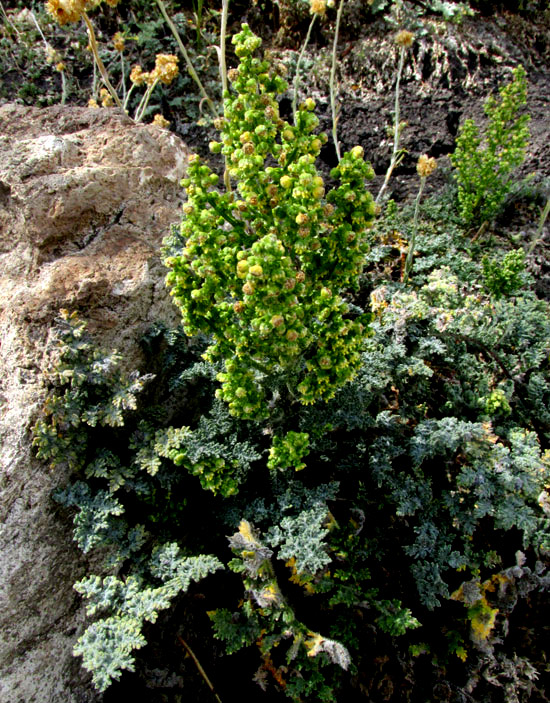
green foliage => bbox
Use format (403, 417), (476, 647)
(31, 17), (550, 703)
(482, 248), (526, 299)
(209, 519), (351, 702)
(266, 505), (331, 575)
(375, 600), (421, 637)
(164, 24), (375, 420)
(451, 66), (530, 225)
(33, 310), (153, 471)
(134, 400), (261, 496)
(74, 547), (222, 691)
(267, 431), (310, 472)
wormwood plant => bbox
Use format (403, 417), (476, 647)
(451, 65), (530, 227)
(164, 24), (376, 420)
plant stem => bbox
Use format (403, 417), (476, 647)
(219, 0), (229, 99)
(119, 51), (126, 103)
(177, 635), (223, 703)
(30, 10), (69, 104)
(155, 0), (217, 117)
(134, 78), (159, 122)
(527, 194), (550, 256)
(220, 0), (231, 192)
(330, 0), (345, 162)
(60, 70), (68, 105)
(92, 55), (98, 100)
(123, 82), (136, 112)
(403, 175), (425, 284)
(292, 14), (316, 121)
(376, 46), (406, 205)
(29, 10), (48, 47)
(82, 12), (122, 109)
(1, 1), (20, 36)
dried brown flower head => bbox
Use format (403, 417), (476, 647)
(152, 54), (179, 86)
(310, 0), (327, 16)
(112, 32), (125, 52)
(129, 65), (147, 86)
(417, 154), (437, 178)
(395, 30), (414, 49)
(100, 87), (113, 107)
(46, 0), (87, 25)
(152, 114), (171, 129)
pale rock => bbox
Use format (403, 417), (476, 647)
(0, 104), (188, 703)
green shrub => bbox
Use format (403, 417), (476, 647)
(164, 24), (376, 420)
(451, 65), (530, 226)
(482, 247), (527, 298)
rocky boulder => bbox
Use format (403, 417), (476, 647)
(0, 104), (187, 703)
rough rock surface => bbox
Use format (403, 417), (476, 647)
(0, 104), (187, 703)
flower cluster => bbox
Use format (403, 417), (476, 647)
(152, 113), (171, 129)
(395, 29), (414, 49)
(130, 54), (179, 88)
(45, 0), (119, 25)
(99, 87), (113, 107)
(46, 0), (87, 25)
(310, 0), (327, 16)
(164, 24), (375, 419)
(151, 53), (179, 85)
(267, 431), (310, 472)
(112, 32), (125, 53)
(417, 154), (437, 178)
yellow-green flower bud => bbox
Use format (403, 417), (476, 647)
(310, 138), (322, 152)
(237, 260), (249, 277)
